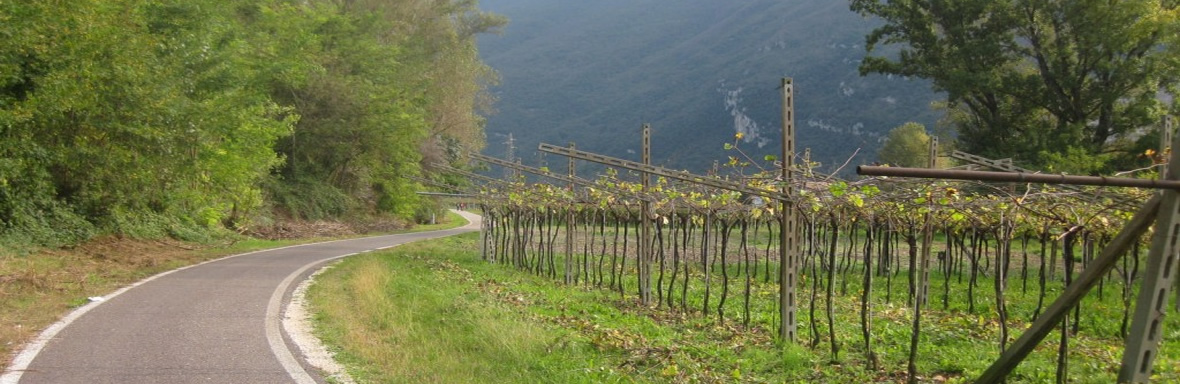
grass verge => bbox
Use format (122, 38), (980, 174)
(309, 232), (812, 383)
(309, 230), (1179, 383)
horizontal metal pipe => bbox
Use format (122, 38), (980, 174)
(467, 152), (655, 202)
(539, 142), (791, 202)
(468, 152), (592, 188)
(415, 192), (481, 198)
(857, 165), (1180, 190)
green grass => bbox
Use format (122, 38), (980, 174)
(401, 210), (469, 233)
(308, 234), (646, 383)
(310, 230), (1180, 383)
(309, 233), (833, 382)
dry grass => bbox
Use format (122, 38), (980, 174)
(0, 237), (231, 362)
(308, 239), (575, 383)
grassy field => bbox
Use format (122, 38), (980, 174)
(308, 230), (1180, 383)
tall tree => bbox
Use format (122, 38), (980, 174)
(851, 0), (1179, 173)
(0, 0), (289, 236)
(0, 0), (504, 246)
(265, 0), (504, 219)
(878, 122), (932, 168)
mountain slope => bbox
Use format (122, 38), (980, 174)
(477, 0), (942, 175)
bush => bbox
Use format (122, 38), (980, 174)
(263, 177), (357, 221)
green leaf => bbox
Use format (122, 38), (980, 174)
(828, 181), (848, 197)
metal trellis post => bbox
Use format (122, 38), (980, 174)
(565, 143), (576, 285)
(1119, 116), (1180, 383)
(858, 160), (1177, 382)
(640, 125), (653, 304)
(919, 136), (937, 307)
(780, 77), (798, 343)
(1163, 116), (1180, 313)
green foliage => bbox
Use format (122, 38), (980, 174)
(852, 0), (1179, 173)
(266, 0), (502, 220)
(263, 177), (356, 221)
(877, 122), (931, 168)
(0, 0), (502, 247)
(0, 0), (290, 242)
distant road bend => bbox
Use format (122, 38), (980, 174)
(2, 211), (482, 384)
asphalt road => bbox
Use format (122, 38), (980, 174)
(2, 211), (481, 384)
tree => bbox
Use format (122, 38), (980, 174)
(0, 0), (506, 246)
(851, 0), (1179, 174)
(878, 122), (932, 168)
(0, 0), (289, 233)
(264, 0), (505, 219)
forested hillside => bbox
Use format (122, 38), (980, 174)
(0, 0), (501, 249)
(476, 0), (942, 173)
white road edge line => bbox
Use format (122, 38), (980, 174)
(0, 236), (404, 384)
(284, 262), (357, 384)
(268, 211), (480, 383)
(2, 210), (479, 384)
(266, 252), (360, 384)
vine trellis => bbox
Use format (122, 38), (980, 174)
(450, 80), (1178, 383)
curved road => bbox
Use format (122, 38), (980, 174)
(2, 211), (481, 384)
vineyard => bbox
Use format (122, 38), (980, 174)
(453, 91), (1180, 382)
